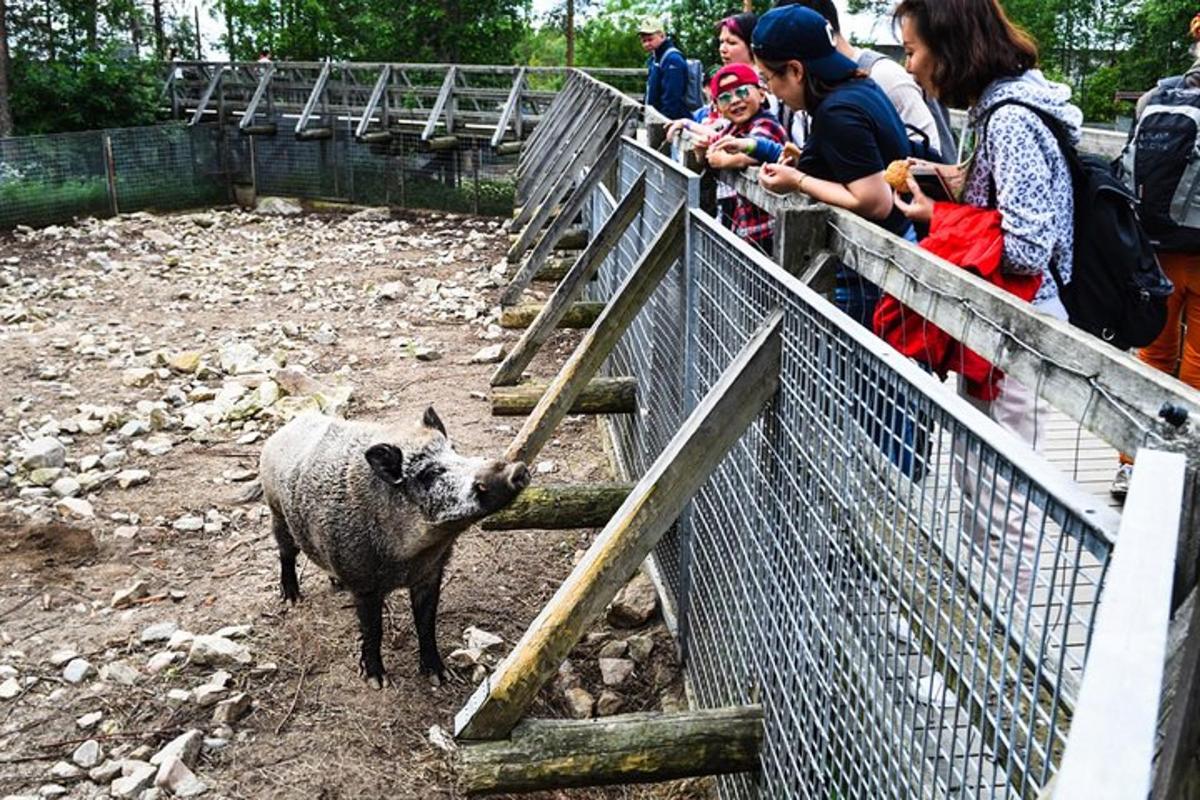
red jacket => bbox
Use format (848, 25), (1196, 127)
(872, 202), (1041, 400)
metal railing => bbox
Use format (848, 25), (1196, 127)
(568, 105), (1199, 796)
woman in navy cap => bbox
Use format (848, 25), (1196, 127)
(715, 4), (912, 328)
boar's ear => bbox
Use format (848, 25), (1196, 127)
(422, 405), (447, 437)
(365, 443), (405, 485)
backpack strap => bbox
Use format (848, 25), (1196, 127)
(978, 98), (1081, 296)
(855, 49), (886, 71)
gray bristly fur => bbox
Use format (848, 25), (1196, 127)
(259, 407), (529, 687)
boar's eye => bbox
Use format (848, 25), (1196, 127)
(415, 464), (445, 487)
(474, 481), (489, 496)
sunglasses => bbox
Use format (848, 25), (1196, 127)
(716, 84), (755, 107)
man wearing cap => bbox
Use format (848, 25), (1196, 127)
(639, 16), (691, 121)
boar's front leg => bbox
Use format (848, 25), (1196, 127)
(353, 591), (389, 689)
(409, 563), (448, 684)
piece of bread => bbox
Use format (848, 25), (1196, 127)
(780, 141), (803, 165)
(884, 160), (910, 191)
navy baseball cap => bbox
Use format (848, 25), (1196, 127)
(752, 5), (859, 82)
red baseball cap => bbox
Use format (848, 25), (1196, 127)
(710, 63), (762, 99)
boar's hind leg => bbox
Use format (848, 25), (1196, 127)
(270, 510), (302, 604)
(354, 591), (389, 689)
(410, 565), (448, 682)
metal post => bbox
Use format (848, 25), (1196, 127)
(103, 135), (119, 216)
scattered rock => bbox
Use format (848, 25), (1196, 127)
(598, 657), (635, 687)
(468, 343), (506, 364)
(563, 687), (594, 719)
(100, 660), (140, 686)
(188, 635), (251, 667)
(71, 740), (103, 769)
(0, 676), (22, 699)
(154, 755), (207, 797)
(168, 351), (202, 373)
(146, 651), (181, 674)
(50, 477), (81, 498)
(172, 515), (204, 532)
(21, 438), (66, 470)
(112, 580), (149, 609)
(88, 759), (122, 783)
(596, 690), (624, 716)
(140, 621), (178, 644)
(55, 497), (94, 519)
(62, 658), (96, 684)
(212, 692), (251, 725)
(121, 368), (155, 388)
(150, 729), (203, 768)
(598, 640), (628, 660)
(116, 469), (151, 489)
(76, 711), (103, 729)
(214, 624), (251, 639)
(110, 760), (155, 798)
(463, 626), (503, 653)
(626, 633), (655, 663)
(606, 571), (658, 628)
(256, 196), (303, 216)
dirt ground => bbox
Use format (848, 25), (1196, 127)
(0, 204), (711, 799)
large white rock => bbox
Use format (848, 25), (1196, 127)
(21, 438), (65, 470)
(150, 729), (203, 768)
(154, 755), (207, 797)
(0, 676), (22, 699)
(188, 635), (251, 667)
(62, 658), (96, 684)
(110, 761), (155, 798)
(71, 740), (103, 769)
(140, 621), (178, 644)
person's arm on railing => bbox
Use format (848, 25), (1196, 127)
(758, 163), (894, 220)
(712, 136), (785, 166)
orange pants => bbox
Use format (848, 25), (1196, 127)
(1120, 250), (1200, 463)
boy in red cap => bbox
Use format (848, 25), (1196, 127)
(703, 63), (789, 253)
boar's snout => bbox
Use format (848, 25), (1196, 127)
(508, 461), (530, 491)
(474, 460), (529, 515)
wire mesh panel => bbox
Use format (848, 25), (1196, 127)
(586, 139), (698, 603)
(0, 129), (112, 227)
(109, 124), (227, 212)
(675, 211), (1116, 800)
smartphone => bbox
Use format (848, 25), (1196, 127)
(910, 164), (954, 201)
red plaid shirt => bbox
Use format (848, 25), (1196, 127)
(717, 111), (789, 245)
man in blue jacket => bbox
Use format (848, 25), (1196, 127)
(639, 16), (690, 120)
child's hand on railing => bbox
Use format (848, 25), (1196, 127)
(710, 137), (755, 156)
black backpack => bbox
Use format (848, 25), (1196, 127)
(1116, 84), (1200, 252)
(982, 99), (1173, 350)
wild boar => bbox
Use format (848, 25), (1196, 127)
(259, 407), (529, 688)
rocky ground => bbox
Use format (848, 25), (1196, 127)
(0, 202), (707, 799)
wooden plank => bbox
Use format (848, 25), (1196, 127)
(454, 310), (782, 739)
(293, 59), (331, 136)
(1055, 450), (1184, 800)
(504, 201), (686, 466)
(491, 67), (526, 148)
(506, 123), (623, 268)
(493, 172), (646, 383)
(479, 483), (632, 531)
(1155, 583), (1200, 798)
(239, 63), (275, 130)
(421, 66), (457, 141)
(455, 706), (763, 794)
(511, 92), (619, 233)
(518, 78), (592, 198)
(492, 377), (637, 416)
(354, 64), (391, 140)
(189, 65), (225, 126)
(499, 302), (604, 330)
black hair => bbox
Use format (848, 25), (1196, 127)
(716, 12), (759, 45)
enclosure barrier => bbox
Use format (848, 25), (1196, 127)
(449, 72), (1200, 800)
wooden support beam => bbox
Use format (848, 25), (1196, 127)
(355, 64), (391, 140)
(491, 67), (526, 148)
(294, 59), (331, 136)
(491, 378), (637, 416)
(455, 706), (763, 794)
(295, 127), (333, 141)
(422, 66), (457, 141)
(455, 310), (782, 739)
(496, 141), (523, 156)
(239, 63), (275, 130)
(1156, 581), (1200, 797)
(504, 201), (686, 465)
(1055, 450), (1184, 800)
(499, 302), (605, 330)
(480, 483), (632, 531)
(492, 172), (646, 386)
(424, 135), (459, 151)
(189, 65), (225, 126)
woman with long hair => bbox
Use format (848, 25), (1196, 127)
(892, 0), (1084, 594)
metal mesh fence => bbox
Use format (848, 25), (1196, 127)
(1, 118), (517, 229)
(585, 141), (1118, 797)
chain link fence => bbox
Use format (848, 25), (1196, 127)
(1, 118), (517, 229)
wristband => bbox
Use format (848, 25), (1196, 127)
(797, 172), (809, 192)
(744, 140), (755, 155)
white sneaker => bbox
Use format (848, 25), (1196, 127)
(1110, 463), (1133, 501)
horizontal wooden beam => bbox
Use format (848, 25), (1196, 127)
(456, 310), (782, 739)
(480, 484), (632, 531)
(499, 302), (604, 330)
(491, 377), (637, 416)
(456, 706), (763, 794)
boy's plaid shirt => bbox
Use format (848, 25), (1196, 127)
(718, 111), (789, 245)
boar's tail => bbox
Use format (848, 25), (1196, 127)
(231, 480), (264, 504)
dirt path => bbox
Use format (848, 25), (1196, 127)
(0, 205), (707, 800)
